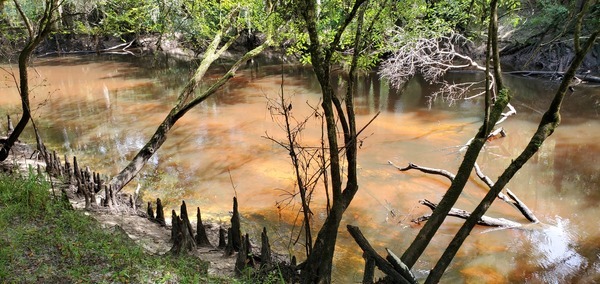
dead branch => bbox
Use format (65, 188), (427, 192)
(506, 70), (600, 83)
(388, 161), (455, 181)
(389, 160), (538, 224)
(39, 41), (136, 57)
(430, 80), (487, 106)
(346, 225), (416, 284)
(385, 248), (416, 283)
(496, 103), (516, 125)
(460, 126), (508, 152)
(473, 163), (539, 223)
(487, 127), (506, 141)
(414, 199), (522, 228)
(379, 30), (498, 106)
(380, 31), (486, 88)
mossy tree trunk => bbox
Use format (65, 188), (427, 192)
(425, 4), (599, 282)
(400, 0), (510, 268)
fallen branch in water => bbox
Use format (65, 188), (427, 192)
(505, 70), (600, 84)
(474, 163), (539, 223)
(346, 225), (416, 284)
(388, 161), (538, 224)
(40, 41), (137, 57)
(459, 126), (507, 152)
(413, 199), (522, 228)
(388, 161), (455, 181)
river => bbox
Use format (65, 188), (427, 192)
(1, 55), (599, 283)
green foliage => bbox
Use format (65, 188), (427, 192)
(524, 0), (569, 30)
(0, 0), (50, 46)
(0, 169), (50, 223)
(275, 0), (404, 71)
(0, 172), (211, 283)
(30, 0), (273, 52)
(393, 0), (521, 41)
(100, 0), (158, 37)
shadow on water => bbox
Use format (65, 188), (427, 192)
(1, 55), (599, 282)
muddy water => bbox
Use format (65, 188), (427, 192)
(1, 56), (599, 282)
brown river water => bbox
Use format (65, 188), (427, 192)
(1, 55), (599, 283)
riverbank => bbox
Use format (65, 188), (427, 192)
(0, 139), (270, 283)
(0, 169), (219, 283)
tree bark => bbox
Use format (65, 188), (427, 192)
(299, 1), (367, 282)
(231, 197), (242, 251)
(260, 227), (272, 268)
(218, 226), (227, 248)
(155, 198), (166, 226)
(170, 205), (197, 255)
(195, 207), (212, 247)
(362, 253), (375, 284)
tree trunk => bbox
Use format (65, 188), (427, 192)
(1, 50), (32, 161)
(426, 27), (599, 284)
(108, 38), (270, 192)
(195, 207), (212, 247)
(0, 0), (57, 162)
(346, 225), (414, 284)
(400, 90), (510, 268)
(300, 205), (343, 283)
(260, 227), (272, 268)
(231, 197), (242, 251)
(298, 1), (367, 282)
(155, 198), (166, 226)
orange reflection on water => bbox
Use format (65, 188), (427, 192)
(2, 56), (600, 282)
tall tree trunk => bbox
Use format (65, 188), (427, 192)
(299, 0), (366, 282)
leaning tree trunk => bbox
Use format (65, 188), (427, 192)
(0, 0), (56, 162)
(425, 19), (600, 284)
(400, 89), (510, 268)
(399, 0), (511, 267)
(109, 37), (270, 192)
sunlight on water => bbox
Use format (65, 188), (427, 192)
(1, 56), (599, 282)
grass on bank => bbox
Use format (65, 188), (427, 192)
(0, 170), (233, 284)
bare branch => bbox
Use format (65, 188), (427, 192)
(496, 103), (517, 125)
(388, 161), (455, 181)
(473, 163), (539, 223)
(414, 199), (522, 228)
(389, 160), (538, 223)
(380, 30), (486, 89)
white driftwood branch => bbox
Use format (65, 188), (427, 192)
(473, 163), (539, 223)
(389, 160), (538, 224)
(496, 103), (517, 125)
(414, 199), (522, 228)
